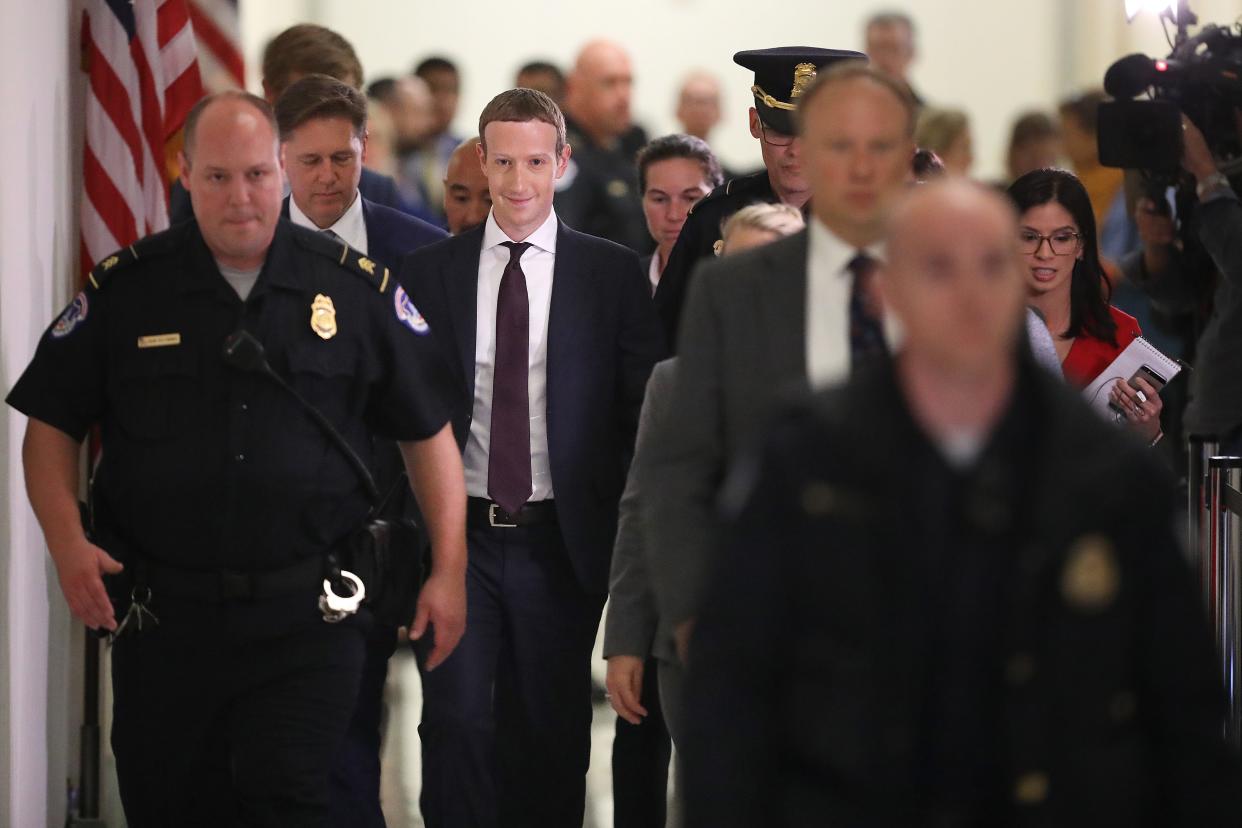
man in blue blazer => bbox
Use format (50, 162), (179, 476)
(400, 89), (664, 827)
(274, 74), (447, 828)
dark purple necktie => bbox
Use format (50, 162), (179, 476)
(488, 241), (533, 514)
(848, 252), (887, 369)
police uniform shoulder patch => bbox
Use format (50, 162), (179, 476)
(393, 285), (430, 335)
(51, 291), (90, 338)
(291, 226), (392, 293)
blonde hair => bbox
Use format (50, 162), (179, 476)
(720, 203), (805, 253)
(914, 107), (970, 157)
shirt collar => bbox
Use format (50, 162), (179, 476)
(288, 191), (368, 254)
(808, 215), (885, 276)
(482, 208), (559, 255)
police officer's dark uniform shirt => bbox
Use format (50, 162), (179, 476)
(682, 356), (1242, 827)
(652, 169), (778, 346)
(554, 115), (652, 255)
(7, 219), (456, 573)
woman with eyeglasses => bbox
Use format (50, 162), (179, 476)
(1008, 167), (1163, 443)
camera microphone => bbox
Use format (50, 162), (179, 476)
(1105, 53), (1164, 98)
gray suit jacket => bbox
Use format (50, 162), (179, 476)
(640, 229), (811, 630)
(603, 357), (678, 662)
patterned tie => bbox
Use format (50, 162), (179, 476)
(488, 241), (533, 514)
(848, 252), (887, 369)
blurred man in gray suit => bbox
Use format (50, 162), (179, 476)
(640, 63), (915, 690)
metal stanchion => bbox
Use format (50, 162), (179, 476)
(1207, 455), (1242, 748)
(1188, 436), (1219, 604)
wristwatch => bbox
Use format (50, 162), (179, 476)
(1196, 171), (1230, 201)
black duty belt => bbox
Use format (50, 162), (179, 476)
(466, 497), (558, 529)
(143, 555), (327, 604)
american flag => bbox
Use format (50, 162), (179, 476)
(79, 0), (205, 278)
(188, 0), (244, 92)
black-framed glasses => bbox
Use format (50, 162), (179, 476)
(1018, 229), (1081, 255)
(759, 122), (795, 147)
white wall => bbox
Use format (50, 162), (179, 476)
(1, 1), (82, 826)
(241, 0), (1242, 181)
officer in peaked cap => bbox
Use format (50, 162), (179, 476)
(652, 47), (864, 348)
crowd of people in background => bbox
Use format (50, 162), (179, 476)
(13, 5), (1242, 828)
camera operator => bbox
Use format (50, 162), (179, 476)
(1123, 114), (1242, 453)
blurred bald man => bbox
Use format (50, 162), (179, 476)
(554, 39), (651, 252)
(442, 137), (491, 235)
(682, 179), (1242, 826)
(675, 71), (722, 143)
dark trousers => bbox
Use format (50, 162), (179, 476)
(110, 592), (366, 828)
(612, 656), (672, 828)
(330, 624), (399, 828)
(418, 522), (606, 828)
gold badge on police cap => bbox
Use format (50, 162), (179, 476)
(310, 293), (338, 340)
(790, 63), (817, 100)
(1060, 533), (1120, 611)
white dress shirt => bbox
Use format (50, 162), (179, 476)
(288, 191), (368, 254)
(463, 209), (559, 501)
(648, 253), (661, 296)
(805, 217), (900, 388)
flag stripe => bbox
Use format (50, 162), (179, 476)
(187, 3), (243, 87)
(81, 0), (204, 277)
(83, 144), (139, 246)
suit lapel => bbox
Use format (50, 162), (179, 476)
(360, 197), (378, 260)
(448, 225), (484, 399)
(546, 221), (588, 426)
(759, 229), (809, 384)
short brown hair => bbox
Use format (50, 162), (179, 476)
(636, 133), (724, 193)
(183, 91), (278, 162)
(275, 74), (368, 141)
(794, 62), (916, 137)
(262, 24), (364, 99)
(478, 88), (567, 156)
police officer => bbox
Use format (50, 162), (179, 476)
(653, 46), (863, 346)
(7, 91), (467, 827)
(681, 180), (1242, 826)
(554, 39), (652, 254)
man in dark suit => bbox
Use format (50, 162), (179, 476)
(170, 24), (408, 225)
(642, 63), (915, 693)
(399, 88), (664, 828)
(274, 73), (447, 828)
(683, 178), (1242, 827)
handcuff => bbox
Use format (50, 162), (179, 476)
(319, 570), (366, 623)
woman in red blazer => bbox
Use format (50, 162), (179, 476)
(1008, 168), (1163, 443)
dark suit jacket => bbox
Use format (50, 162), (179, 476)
(684, 358), (1242, 827)
(397, 220), (665, 593)
(641, 228), (809, 628)
(170, 167), (408, 226)
(279, 195), (447, 269)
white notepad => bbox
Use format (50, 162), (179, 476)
(1082, 336), (1182, 422)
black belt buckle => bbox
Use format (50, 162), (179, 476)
(488, 503), (518, 528)
(218, 569), (253, 601)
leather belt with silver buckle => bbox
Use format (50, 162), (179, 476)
(466, 497), (558, 529)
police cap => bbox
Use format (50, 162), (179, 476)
(733, 47), (866, 135)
